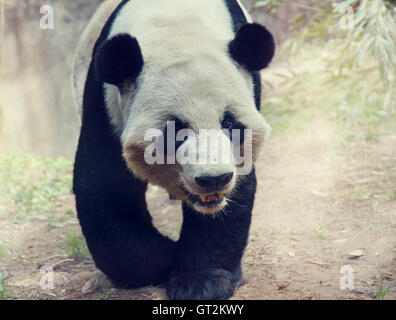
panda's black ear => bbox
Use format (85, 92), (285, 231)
(94, 33), (144, 86)
(229, 23), (275, 72)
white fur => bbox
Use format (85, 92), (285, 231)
(73, 0), (271, 213)
(105, 0), (236, 131)
(72, 0), (255, 124)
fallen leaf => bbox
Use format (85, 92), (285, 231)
(333, 238), (348, 244)
(348, 250), (364, 259)
(310, 188), (328, 197)
(82, 277), (97, 295)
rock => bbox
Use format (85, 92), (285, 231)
(348, 250), (364, 259)
(354, 287), (365, 294)
(39, 293), (57, 300)
(277, 282), (290, 290)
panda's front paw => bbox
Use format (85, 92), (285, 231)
(166, 269), (235, 300)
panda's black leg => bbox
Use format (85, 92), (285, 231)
(76, 192), (176, 288)
(167, 169), (256, 300)
(75, 189), (176, 288)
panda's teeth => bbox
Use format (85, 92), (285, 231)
(200, 194), (216, 203)
(199, 193), (225, 203)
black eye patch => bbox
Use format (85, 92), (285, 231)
(221, 111), (247, 144)
(173, 118), (188, 133)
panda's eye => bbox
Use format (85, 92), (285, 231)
(221, 115), (234, 129)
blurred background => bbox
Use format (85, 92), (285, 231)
(0, 0), (395, 300)
(0, 0), (394, 158)
(0, 0), (103, 158)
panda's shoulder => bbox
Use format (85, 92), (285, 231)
(71, 0), (123, 117)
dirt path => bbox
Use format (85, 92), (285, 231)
(0, 116), (395, 300)
(239, 118), (395, 299)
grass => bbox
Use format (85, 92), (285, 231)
(63, 230), (90, 259)
(0, 243), (10, 260)
(374, 189), (396, 205)
(340, 136), (396, 208)
(0, 271), (11, 300)
(314, 224), (328, 236)
(48, 215), (69, 228)
(0, 146), (73, 223)
(355, 188), (373, 201)
(376, 276), (392, 299)
(65, 208), (76, 215)
(97, 280), (116, 300)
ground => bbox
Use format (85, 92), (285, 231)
(0, 110), (395, 300)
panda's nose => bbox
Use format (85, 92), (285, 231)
(195, 172), (233, 190)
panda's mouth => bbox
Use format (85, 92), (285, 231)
(182, 187), (226, 209)
(198, 193), (225, 205)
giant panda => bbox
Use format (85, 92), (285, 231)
(72, 0), (275, 300)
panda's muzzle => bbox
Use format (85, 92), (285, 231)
(180, 173), (234, 210)
(194, 173), (232, 206)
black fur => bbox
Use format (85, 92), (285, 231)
(168, 169), (256, 300)
(167, 269), (236, 300)
(252, 71), (262, 110)
(223, 0), (247, 33)
(74, 0), (175, 288)
(224, 0), (267, 111)
(94, 33), (144, 86)
(222, 110), (247, 144)
(74, 0), (260, 299)
(229, 23), (275, 72)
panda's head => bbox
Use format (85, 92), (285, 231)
(94, 23), (275, 214)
